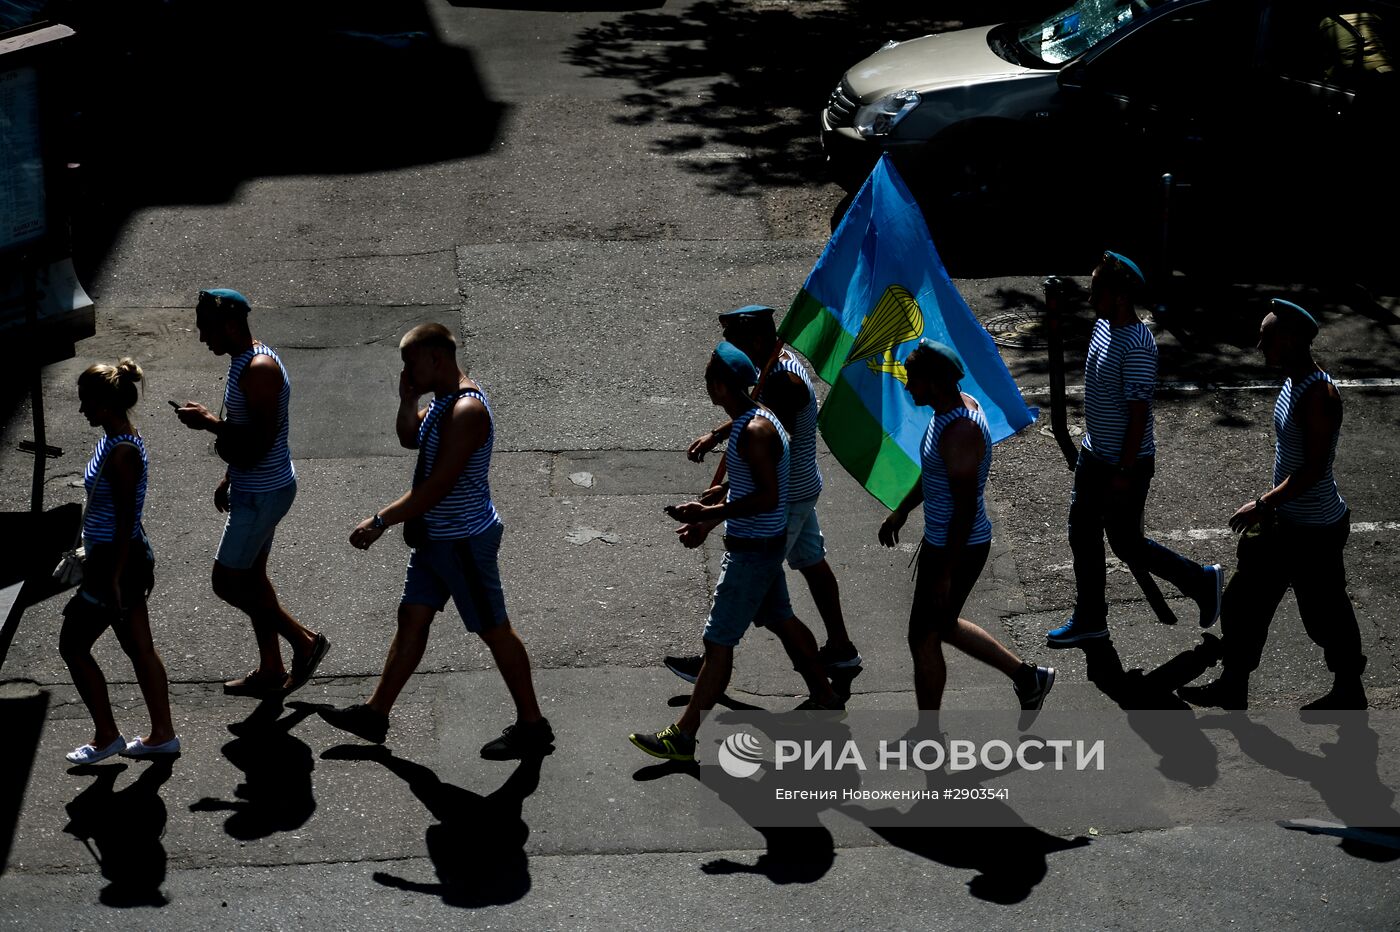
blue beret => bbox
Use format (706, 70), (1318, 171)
(718, 304), (776, 321)
(1269, 298), (1319, 340)
(712, 341), (759, 386)
(911, 338), (965, 379)
(1103, 251), (1146, 286)
(197, 288), (251, 314)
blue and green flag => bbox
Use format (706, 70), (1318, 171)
(779, 156), (1036, 509)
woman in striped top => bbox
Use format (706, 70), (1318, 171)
(1180, 300), (1366, 711)
(60, 359), (178, 764)
(879, 341), (1054, 713)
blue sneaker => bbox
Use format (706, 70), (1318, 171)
(1046, 616), (1109, 648)
(1197, 564), (1223, 628)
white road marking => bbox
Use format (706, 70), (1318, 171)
(1022, 377), (1400, 398)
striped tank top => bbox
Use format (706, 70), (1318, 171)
(766, 351), (822, 503)
(415, 386), (501, 539)
(921, 403), (993, 547)
(83, 434), (148, 545)
(1081, 318), (1157, 464)
(725, 405), (789, 539)
(1273, 370), (1347, 526)
(224, 343), (296, 493)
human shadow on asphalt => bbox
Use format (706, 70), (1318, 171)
(189, 697), (316, 841)
(1198, 712), (1400, 864)
(321, 744), (541, 907)
(63, 759), (174, 908)
(49, 0), (505, 287)
(1080, 635), (1223, 788)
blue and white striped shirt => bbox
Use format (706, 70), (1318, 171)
(921, 402), (993, 547)
(725, 405), (789, 539)
(1274, 370), (1347, 526)
(1081, 318), (1157, 464)
(83, 434), (147, 545)
(224, 343), (296, 494)
(415, 387), (501, 540)
(766, 350), (822, 504)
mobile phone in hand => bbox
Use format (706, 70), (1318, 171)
(168, 400), (181, 409)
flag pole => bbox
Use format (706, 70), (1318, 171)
(709, 340), (786, 490)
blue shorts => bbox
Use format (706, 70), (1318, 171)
(400, 523), (508, 633)
(784, 497), (826, 570)
(701, 549), (793, 648)
(216, 480), (296, 570)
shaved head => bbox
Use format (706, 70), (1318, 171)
(399, 323), (458, 356)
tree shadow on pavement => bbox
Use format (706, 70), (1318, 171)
(189, 697), (316, 841)
(321, 743), (541, 908)
(564, 0), (1061, 198)
(63, 759), (174, 907)
(41, 0), (504, 287)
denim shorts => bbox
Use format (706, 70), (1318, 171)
(701, 548), (793, 648)
(784, 496), (826, 570)
(401, 522), (508, 633)
(65, 535), (156, 620)
(216, 480), (297, 570)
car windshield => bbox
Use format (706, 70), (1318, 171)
(1016, 0), (1172, 66)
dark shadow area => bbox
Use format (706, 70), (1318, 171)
(451, 0), (662, 9)
(1203, 712), (1400, 864)
(322, 744), (541, 908)
(837, 751), (1091, 904)
(1080, 635), (1225, 788)
(0, 504), (81, 671)
(0, 681), (48, 877)
(667, 691), (763, 711)
(189, 697), (315, 841)
(31, 0), (504, 287)
(700, 825), (835, 884)
(63, 758), (174, 907)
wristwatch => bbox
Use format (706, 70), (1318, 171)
(371, 513), (386, 530)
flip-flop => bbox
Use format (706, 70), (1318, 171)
(122, 735), (182, 758)
(223, 671), (289, 697)
(284, 633), (331, 696)
(65, 736), (126, 765)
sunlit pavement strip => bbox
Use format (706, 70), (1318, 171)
(1023, 377), (1400, 397)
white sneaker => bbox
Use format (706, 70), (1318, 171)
(65, 736), (126, 765)
(122, 735), (182, 758)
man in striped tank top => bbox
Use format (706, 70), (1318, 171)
(1046, 253), (1224, 648)
(664, 305), (860, 685)
(1180, 300), (1367, 711)
(630, 343), (842, 762)
(176, 289), (331, 698)
(880, 341), (1055, 713)
(339, 324), (552, 759)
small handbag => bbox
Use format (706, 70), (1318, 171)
(52, 440), (138, 588)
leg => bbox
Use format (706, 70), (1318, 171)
(768, 615), (839, 705)
(943, 618), (1023, 678)
(111, 600), (176, 745)
(1291, 519), (1366, 684)
(1218, 525), (1291, 680)
(477, 621), (544, 724)
(367, 603), (435, 717)
(797, 560), (854, 651)
(677, 640), (734, 736)
(908, 622), (948, 711)
(1067, 454), (1110, 623)
(59, 598), (121, 747)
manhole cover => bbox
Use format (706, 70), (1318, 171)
(980, 308), (1086, 349)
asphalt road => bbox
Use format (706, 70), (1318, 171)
(2, 1), (1399, 929)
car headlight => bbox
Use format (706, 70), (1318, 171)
(854, 89), (921, 138)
